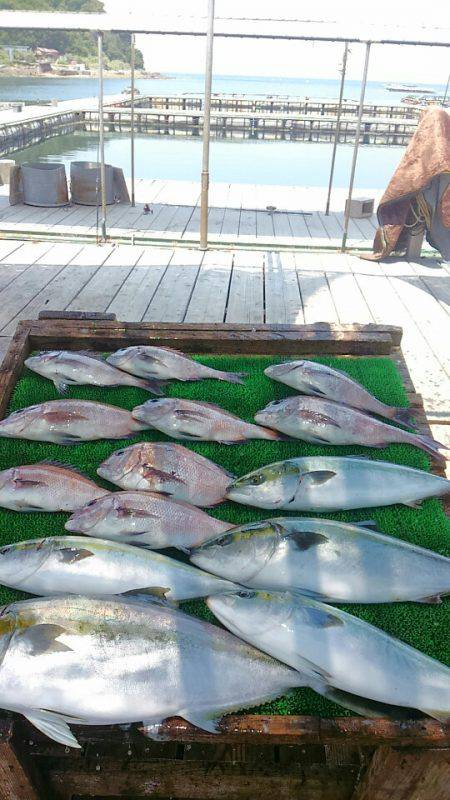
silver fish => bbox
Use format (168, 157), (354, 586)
(255, 396), (446, 462)
(97, 442), (233, 506)
(0, 594), (305, 747)
(0, 400), (149, 444)
(192, 517), (450, 604)
(226, 456), (450, 511)
(107, 345), (246, 384)
(132, 399), (280, 444)
(0, 536), (239, 600)
(65, 491), (232, 550)
(25, 351), (164, 396)
(264, 360), (415, 427)
(0, 462), (108, 512)
(208, 591), (450, 723)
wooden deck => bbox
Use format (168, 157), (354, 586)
(0, 237), (448, 458)
(0, 179), (438, 254)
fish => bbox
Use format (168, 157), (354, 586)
(254, 396), (446, 462)
(25, 351), (165, 396)
(0, 536), (240, 601)
(0, 400), (150, 444)
(191, 518), (450, 604)
(132, 399), (281, 444)
(264, 360), (415, 427)
(0, 462), (108, 512)
(107, 345), (246, 385)
(65, 491), (233, 550)
(207, 591), (450, 724)
(0, 594), (307, 746)
(226, 456), (450, 512)
(97, 442), (233, 506)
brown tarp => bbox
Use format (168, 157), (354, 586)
(365, 106), (450, 260)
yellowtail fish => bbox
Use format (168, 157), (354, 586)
(132, 398), (281, 444)
(107, 345), (246, 384)
(0, 462), (108, 512)
(0, 400), (150, 444)
(65, 490), (232, 550)
(264, 360), (415, 427)
(25, 351), (165, 396)
(97, 442), (233, 506)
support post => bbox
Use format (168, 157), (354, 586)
(442, 71), (450, 106)
(199, 0), (215, 251)
(130, 32), (136, 207)
(341, 41), (371, 251)
(325, 42), (348, 215)
(97, 31), (107, 241)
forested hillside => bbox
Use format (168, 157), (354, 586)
(0, 0), (144, 67)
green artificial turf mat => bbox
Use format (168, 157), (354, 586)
(0, 353), (448, 720)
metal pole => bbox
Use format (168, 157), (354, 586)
(130, 32), (136, 206)
(97, 31), (107, 241)
(325, 42), (348, 215)
(199, 0), (215, 250)
(341, 41), (371, 252)
(442, 71), (450, 106)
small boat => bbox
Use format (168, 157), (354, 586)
(385, 83), (436, 94)
(122, 86), (141, 95)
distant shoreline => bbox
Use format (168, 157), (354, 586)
(0, 67), (171, 80)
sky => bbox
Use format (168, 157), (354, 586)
(103, 0), (450, 84)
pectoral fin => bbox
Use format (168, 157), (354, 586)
(355, 520), (379, 530)
(13, 479), (42, 488)
(288, 531), (329, 550)
(303, 470), (336, 486)
(19, 623), (73, 656)
(404, 500), (423, 509)
(24, 709), (81, 748)
(58, 547), (95, 564)
(53, 380), (69, 396)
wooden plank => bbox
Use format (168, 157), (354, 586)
(143, 249), (202, 322)
(421, 275), (450, 316)
(47, 759), (356, 800)
(265, 251), (303, 324)
(0, 240), (52, 266)
(0, 720), (40, 800)
(107, 248), (173, 321)
(225, 250), (265, 323)
(296, 270), (339, 324)
(184, 250), (233, 323)
(353, 746), (450, 800)
(326, 273), (374, 324)
(66, 245), (143, 313)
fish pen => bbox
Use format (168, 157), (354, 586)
(0, 313), (448, 800)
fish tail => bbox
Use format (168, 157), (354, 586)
(134, 377), (167, 396)
(258, 426), (287, 441)
(215, 371), (247, 385)
(390, 406), (417, 429)
(411, 433), (448, 464)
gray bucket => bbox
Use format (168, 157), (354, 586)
(21, 162), (69, 207)
(70, 161), (115, 206)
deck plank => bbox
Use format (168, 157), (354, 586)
(326, 272), (374, 324)
(265, 251), (303, 324)
(225, 250), (265, 323)
(184, 250), (233, 323)
(66, 245), (144, 313)
(107, 248), (173, 321)
(296, 270), (339, 324)
(143, 249), (202, 322)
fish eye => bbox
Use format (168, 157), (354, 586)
(85, 500), (98, 507)
(115, 450), (125, 456)
(270, 400), (282, 406)
(216, 535), (232, 547)
(237, 590), (255, 599)
(251, 473), (265, 485)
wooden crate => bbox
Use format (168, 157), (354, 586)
(0, 314), (448, 800)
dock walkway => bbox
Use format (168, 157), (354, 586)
(0, 237), (448, 460)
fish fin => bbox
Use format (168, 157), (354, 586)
(299, 410), (342, 429)
(302, 381), (327, 396)
(53, 379), (69, 396)
(300, 606), (344, 629)
(55, 435), (86, 445)
(76, 350), (108, 362)
(23, 710), (81, 749)
(19, 623), (73, 656)
(114, 502), (156, 520)
(288, 531), (329, 550)
(303, 434), (335, 445)
(142, 466), (186, 486)
(58, 547), (95, 564)
(12, 478), (42, 488)
(17, 504), (45, 512)
(140, 378), (167, 396)
(291, 654), (333, 682)
(216, 371), (247, 385)
(416, 594), (442, 604)
(124, 590), (178, 607)
(418, 708), (450, 724)
(403, 500), (423, 509)
(355, 519), (379, 530)
(413, 434), (448, 463)
(314, 685), (414, 720)
(303, 470), (337, 486)
(174, 409), (210, 424)
(180, 711), (222, 734)
(392, 407), (417, 428)
(128, 586), (171, 599)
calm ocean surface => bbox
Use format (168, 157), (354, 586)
(2, 73), (443, 188)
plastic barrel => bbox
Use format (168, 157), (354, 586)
(70, 161), (115, 206)
(21, 162), (69, 207)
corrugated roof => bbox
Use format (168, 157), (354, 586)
(0, 11), (448, 47)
